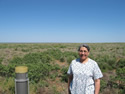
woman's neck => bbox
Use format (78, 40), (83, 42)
(80, 58), (89, 64)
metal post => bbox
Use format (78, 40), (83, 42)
(15, 66), (29, 94)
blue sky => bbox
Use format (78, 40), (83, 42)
(0, 0), (125, 43)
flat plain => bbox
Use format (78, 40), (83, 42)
(0, 43), (125, 94)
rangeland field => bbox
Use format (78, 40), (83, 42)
(0, 43), (125, 94)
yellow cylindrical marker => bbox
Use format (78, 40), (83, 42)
(15, 66), (29, 94)
(15, 66), (28, 73)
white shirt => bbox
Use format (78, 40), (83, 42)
(67, 58), (103, 94)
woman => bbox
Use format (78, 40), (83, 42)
(67, 44), (103, 94)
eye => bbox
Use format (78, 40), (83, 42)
(79, 50), (83, 52)
(84, 50), (87, 53)
(79, 50), (88, 53)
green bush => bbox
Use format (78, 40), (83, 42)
(28, 63), (51, 83)
(0, 58), (3, 63)
(1, 51), (59, 83)
(66, 56), (75, 64)
(63, 51), (78, 64)
(61, 67), (68, 82)
(0, 64), (15, 77)
(45, 49), (62, 60)
(119, 89), (125, 94)
(23, 53), (52, 64)
(98, 63), (112, 72)
(100, 80), (107, 92)
(10, 57), (23, 64)
(107, 58), (117, 69)
(21, 48), (30, 52)
(116, 67), (125, 83)
(117, 59), (125, 68)
(60, 56), (65, 62)
(38, 80), (49, 87)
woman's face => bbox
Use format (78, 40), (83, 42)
(78, 47), (89, 60)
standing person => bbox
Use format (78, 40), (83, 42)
(67, 44), (103, 94)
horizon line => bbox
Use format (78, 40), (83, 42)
(0, 42), (125, 44)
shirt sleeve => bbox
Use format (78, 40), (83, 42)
(67, 63), (73, 75)
(93, 62), (103, 80)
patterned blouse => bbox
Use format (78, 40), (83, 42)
(67, 58), (103, 94)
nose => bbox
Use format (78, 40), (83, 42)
(80, 51), (85, 54)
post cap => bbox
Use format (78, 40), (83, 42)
(15, 66), (28, 73)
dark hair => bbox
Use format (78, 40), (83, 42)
(78, 44), (90, 52)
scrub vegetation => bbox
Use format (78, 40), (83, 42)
(0, 43), (125, 94)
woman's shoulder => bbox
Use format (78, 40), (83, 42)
(89, 58), (98, 65)
(72, 58), (80, 62)
(71, 58), (80, 65)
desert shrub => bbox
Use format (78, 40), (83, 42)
(60, 56), (65, 62)
(97, 54), (110, 63)
(66, 56), (76, 64)
(110, 59), (125, 89)
(100, 79), (107, 92)
(63, 51), (78, 58)
(1, 51), (60, 83)
(59, 45), (66, 48)
(7, 64), (15, 77)
(49, 64), (60, 80)
(50, 72), (58, 81)
(0, 44), (9, 49)
(116, 67), (125, 83)
(21, 48), (30, 52)
(0, 58), (3, 63)
(10, 57), (23, 64)
(38, 80), (49, 87)
(107, 58), (117, 69)
(63, 51), (78, 64)
(0, 64), (15, 77)
(116, 59), (125, 68)
(89, 53), (95, 60)
(98, 63), (112, 72)
(118, 89), (125, 94)
(51, 64), (60, 71)
(0, 64), (8, 76)
(61, 67), (68, 82)
(109, 67), (125, 93)
(23, 53), (52, 64)
(27, 63), (52, 83)
(45, 49), (62, 60)
(6, 77), (15, 94)
(51, 85), (60, 94)
(0, 77), (15, 94)
(44, 49), (78, 64)
(8, 52), (54, 83)
(27, 63), (60, 83)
